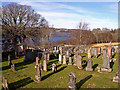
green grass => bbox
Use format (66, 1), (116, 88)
(1, 53), (118, 89)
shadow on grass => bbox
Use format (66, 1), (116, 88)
(92, 64), (98, 71)
(9, 77), (33, 89)
(2, 60), (34, 71)
(82, 63), (87, 69)
(42, 66), (67, 81)
(15, 66), (28, 71)
(48, 59), (59, 66)
(97, 54), (101, 58)
(110, 61), (114, 69)
(76, 75), (92, 89)
(112, 53), (116, 58)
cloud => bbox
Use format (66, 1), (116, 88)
(17, 2), (117, 29)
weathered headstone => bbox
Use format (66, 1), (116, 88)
(35, 64), (41, 83)
(63, 55), (66, 64)
(11, 64), (15, 71)
(94, 48), (98, 58)
(52, 63), (57, 72)
(68, 57), (72, 65)
(58, 54), (62, 64)
(86, 60), (93, 71)
(113, 72), (119, 82)
(101, 48), (112, 72)
(76, 55), (83, 69)
(43, 60), (47, 72)
(68, 72), (76, 89)
(88, 49), (91, 58)
(2, 76), (9, 90)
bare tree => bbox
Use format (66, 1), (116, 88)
(1, 3), (48, 43)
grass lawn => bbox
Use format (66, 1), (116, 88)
(1, 53), (118, 89)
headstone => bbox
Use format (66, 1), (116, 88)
(63, 55), (67, 64)
(59, 47), (62, 55)
(76, 55), (83, 69)
(98, 47), (101, 55)
(94, 48), (98, 58)
(58, 54), (62, 64)
(86, 60), (93, 71)
(47, 53), (50, 60)
(88, 49), (91, 58)
(8, 54), (12, 66)
(68, 57), (72, 65)
(11, 64), (15, 71)
(35, 64), (41, 83)
(113, 72), (119, 82)
(52, 63), (57, 72)
(68, 72), (76, 89)
(43, 60), (47, 72)
(107, 47), (112, 59)
(101, 48), (112, 72)
(66, 50), (69, 58)
(39, 63), (43, 70)
(2, 76), (9, 90)
(36, 57), (39, 66)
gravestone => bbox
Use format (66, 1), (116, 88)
(98, 47), (101, 55)
(59, 46), (63, 55)
(35, 57), (39, 68)
(88, 49), (91, 58)
(47, 53), (50, 60)
(66, 50), (69, 58)
(39, 63), (43, 70)
(86, 60), (93, 71)
(94, 48), (98, 58)
(113, 72), (119, 82)
(52, 63), (57, 72)
(2, 76), (9, 90)
(58, 54), (62, 64)
(76, 55), (83, 69)
(68, 72), (76, 89)
(11, 64), (15, 71)
(8, 54), (12, 66)
(63, 55), (66, 64)
(68, 57), (72, 65)
(107, 47), (112, 59)
(43, 60), (47, 72)
(25, 49), (34, 61)
(35, 64), (41, 83)
(101, 48), (112, 72)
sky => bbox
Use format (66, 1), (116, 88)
(2, 1), (118, 30)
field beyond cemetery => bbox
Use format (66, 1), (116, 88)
(1, 53), (118, 89)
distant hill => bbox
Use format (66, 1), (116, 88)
(50, 28), (80, 37)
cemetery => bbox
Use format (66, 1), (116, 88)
(1, 2), (120, 89)
(1, 44), (119, 89)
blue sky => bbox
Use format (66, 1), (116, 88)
(2, 1), (118, 29)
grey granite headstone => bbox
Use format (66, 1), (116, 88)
(86, 60), (93, 71)
(76, 55), (83, 69)
(68, 72), (76, 89)
(94, 48), (98, 58)
(43, 60), (47, 72)
(35, 64), (41, 83)
(63, 55), (66, 64)
(101, 48), (112, 72)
